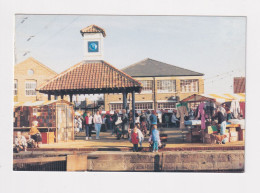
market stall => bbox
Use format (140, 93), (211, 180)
(13, 100), (74, 144)
(181, 93), (245, 144)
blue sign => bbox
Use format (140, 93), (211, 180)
(88, 41), (99, 52)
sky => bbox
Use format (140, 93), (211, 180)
(15, 15), (246, 94)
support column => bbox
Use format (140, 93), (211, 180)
(69, 94), (73, 102)
(54, 95), (58, 100)
(61, 94), (64, 100)
(123, 91), (127, 110)
(132, 90), (135, 125)
(48, 94), (51, 101)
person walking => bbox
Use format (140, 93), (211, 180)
(111, 110), (119, 135)
(171, 112), (179, 127)
(77, 116), (83, 132)
(151, 125), (160, 152)
(121, 109), (128, 138)
(93, 111), (102, 139)
(105, 113), (112, 131)
(146, 110), (151, 135)
(213, 107), (227, 144)
(137, 127), (144, 148)
(149, 110), (157, 134)
(85, 111), (93, 140)
(131, 126), (139, 152)
(140, 110), (147, 136)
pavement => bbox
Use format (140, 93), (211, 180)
(38, 126), (245, 151)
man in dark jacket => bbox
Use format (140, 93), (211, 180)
(111, 110), (119, 135)
(213, 107), (227, 144)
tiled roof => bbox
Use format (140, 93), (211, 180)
(122, 58), (204, 77)
(37, 60), (142, 94)
(234, 77), (245, 93)
(80, 24), (106, 37)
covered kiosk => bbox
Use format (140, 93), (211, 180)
(13, 100), (74, 144)
(37, 24), (142, 126)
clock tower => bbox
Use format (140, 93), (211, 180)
(80, 24), (106, 60)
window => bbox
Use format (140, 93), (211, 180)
(157, 102), (176, 110)
(135, 103), (153, 110)
(157, 80), (176, 93)
(14, 80), (17, 96)
(139, 80), (153, 93)
(180, 79), (199, 93)
(25, 80), (37, 96)
(27, 69), (34, 76)
(110, 103), (129, 111)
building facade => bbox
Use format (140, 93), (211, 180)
(104, 58), (204, 111)
(14, 57), (58, 102)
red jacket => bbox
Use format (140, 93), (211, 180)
(131, 132), (139, 144)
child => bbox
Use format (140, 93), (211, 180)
(150, 125), (160, 152)
(137, 127), (144, 148)
(131, 127), (139, 152)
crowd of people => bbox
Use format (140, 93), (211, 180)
(74, 109), (164, 152)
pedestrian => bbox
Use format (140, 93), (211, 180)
(151, 125), (160, 152)
(164, 113), (169, 128)
(105, 113), (112, 131)
(213, 107), (227, 144)
(131, 126), (139, 152)
(121, 109), (128, 138)
(140, 110), (147, 136)
(171, 112), (179, 127)
(129, 111), (134, 129)
(111, 110), (119, 135)
(77, 116), (83, 132)
(146, 110), (151, 134)
(85, 111), (93, 140)
(74, 116), (79, 133)
(93, 111), (102, 139)
(137, 127), (144, 148)
(29, 120), (42, 148)
(149, 110), (157, 134)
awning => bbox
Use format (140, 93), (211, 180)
(181, 93), (245, 103)
(204, 93), (245, 102)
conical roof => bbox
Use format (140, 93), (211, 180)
(37, 60), (142, 94)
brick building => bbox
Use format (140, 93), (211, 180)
(14, 57), (58, 102)
(233, 77), (245, 94)
(104, 58), (204, 111)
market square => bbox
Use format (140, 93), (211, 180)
(13, 15), (245, 172)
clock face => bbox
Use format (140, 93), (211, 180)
(88, 41), (99, 52)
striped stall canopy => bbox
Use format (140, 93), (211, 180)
(202, 93), (245, 102)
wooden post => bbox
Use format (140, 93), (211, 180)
(61, 94), (64, 100)
(132, 90), (135, 125)
(70, 94), (73, 102)
(54, 95), (58, 100)
(123, 91), (127, 110)
(48, 94), (51, 101)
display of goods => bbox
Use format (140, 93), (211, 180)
(229, 127), (236, 132)
(206, 125), (218, 134)
(230, 131), (238, 137)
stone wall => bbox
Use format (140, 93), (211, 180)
(86, 151), (244, 172)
